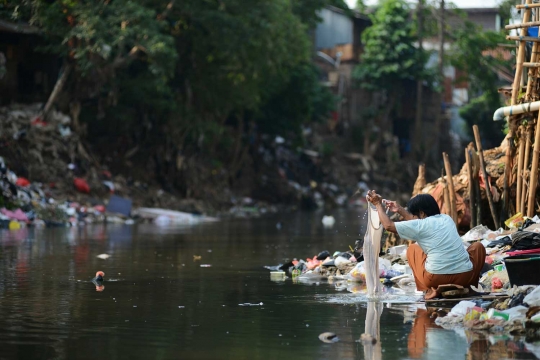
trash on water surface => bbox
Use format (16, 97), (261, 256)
(270, 271), (286, 281)
(319, 332), (339, 343)
(239, 302), (263, 306)
(321, 215), (335, 228)
(200, 264), (212, 267)
(193, 255), (202, 261)
(97, 254), (110, 260)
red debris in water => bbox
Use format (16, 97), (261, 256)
(74, 178), (90, 193)
(31, 117), (48, 127)
(15, 177), (30, 187)
(492, 277), (503, 289)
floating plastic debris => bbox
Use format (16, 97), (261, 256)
(238, 302), (263, 306)
(319, 332), (339, 343)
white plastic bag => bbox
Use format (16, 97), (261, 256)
(448, 300), (476, 317)
(502, 305), (528, 321)
(524, 286), (540, 307)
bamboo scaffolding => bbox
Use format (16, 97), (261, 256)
(473, 125), (500, 228)
(524, 62), (540, 67)
(505, 0), (533, 221)
(465, 148), (476, 228)
(443, 152), (457, 225)
(512, 0), (532, 105)
(528, 116), (540, 217)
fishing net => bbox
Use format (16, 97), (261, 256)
(364, 201), (383, 298)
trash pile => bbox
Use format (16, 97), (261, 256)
(265, 242), (417, 293)
(435, 285), (540, 336)
(460, 218), (540, 293)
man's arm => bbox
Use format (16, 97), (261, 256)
(374, 203), (398, 234)
(384, 200), (414, 221)
(396, 205), (414, 221)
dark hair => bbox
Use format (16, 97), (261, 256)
(407, 194), (440, 217)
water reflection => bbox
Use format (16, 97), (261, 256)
(405, 307), (540, 360)
(1, 212), (540, 359)
(362, 301), (383, 360)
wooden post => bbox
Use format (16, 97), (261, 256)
(473, 125), (500, 228)
(517, 127), (526, 213)
(522, 126), (532, 214)
(528, 116), (540, 217)
(465, 148), (476, 228)
(413, 164), (426, 196)
(443, 152), (457, 225)
(42, 63), (72, 120)
(443, 179), (451, 218)
(469, 144), (483, 225)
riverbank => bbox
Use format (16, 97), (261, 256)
(0, 102), (415, 227)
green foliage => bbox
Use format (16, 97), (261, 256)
(450, 21), (509, 145)
(256, 63), (335, 136)
(354, 0), (429, 91)
(1, 0), (338, 184)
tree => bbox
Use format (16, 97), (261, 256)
(1, 0), (337, 195)
(449, 21), (508, 147)
(353, 0), (432, 158)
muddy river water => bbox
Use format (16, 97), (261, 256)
(0, 209), (538, 359)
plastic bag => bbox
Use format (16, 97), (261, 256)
(501, 305), (528, 321)
(524, 286), (540, 307)
(461, 225), (490, 242)
(349, 262), (366, 282)
(448, 300), (476, 317)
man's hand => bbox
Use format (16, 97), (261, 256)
(366, 190), (382, 205)
(383, 200), (400, 213)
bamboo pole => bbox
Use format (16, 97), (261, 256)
(528, 116), (540, 217)
(469, 144), (483, 225)
(517, 127), (526, 213)
(413, 164), (426, 196)
(506, 20), (540, 30)
(517, 3), (540, 9)
(473, 125), (500, 228)
(465, 148), (476, 228)
(443, 180), (451, 218)
(441, 178), (452, 217)
(443, 152), (457, 225)
(522, 127), (532, 214)
(507, 35), (540, 42)
(524, 63), (540, 68)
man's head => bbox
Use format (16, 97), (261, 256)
(406, 194), (440, 219)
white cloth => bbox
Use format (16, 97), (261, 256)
(364, 202), (383, 297)
(395, 214), (472, 274)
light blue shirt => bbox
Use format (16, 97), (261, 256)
(395, 214), (473, 274)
